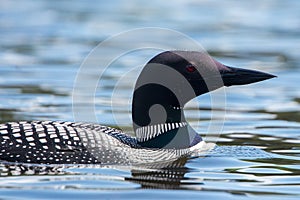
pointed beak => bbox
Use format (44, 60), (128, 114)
(221, 66), (277, 87)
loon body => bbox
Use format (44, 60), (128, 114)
(0, 121), (196, 165)
(0, 51), (275, 165)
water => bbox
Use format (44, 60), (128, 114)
(0, 0), (300, 199)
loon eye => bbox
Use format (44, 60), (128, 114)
(186, 65), (196, 73)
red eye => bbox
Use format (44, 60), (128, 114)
(186, 65), (196, 73)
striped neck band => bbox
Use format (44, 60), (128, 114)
(136, 122), (188, 142)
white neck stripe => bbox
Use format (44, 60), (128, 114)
(136, 122), (188, 142)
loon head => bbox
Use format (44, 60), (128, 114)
(132, 51), (276, 149)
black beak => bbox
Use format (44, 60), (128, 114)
(221, 66), (277, 87)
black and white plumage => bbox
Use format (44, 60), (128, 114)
(0, 51), (276, 165)
(0, 121), (203, 165)
(0, 121), (134, 164)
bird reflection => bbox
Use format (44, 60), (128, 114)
(126, 157), (191, 189)
(0, 156), (196, 190)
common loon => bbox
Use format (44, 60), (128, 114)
(0, 51), (275, 165)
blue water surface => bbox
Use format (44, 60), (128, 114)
(0, 0), (300, 199)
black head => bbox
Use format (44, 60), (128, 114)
(132, 51), (276, 149)
(146, 51), (276, 97)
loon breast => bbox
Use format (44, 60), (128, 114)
(0, 50), (275, 165)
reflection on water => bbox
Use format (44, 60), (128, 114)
(1, 0), (300, 199)
(1, 148), (299, 198)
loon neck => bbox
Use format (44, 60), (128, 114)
(132, 84), (201, 149)
(135, 121), (202, 149)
